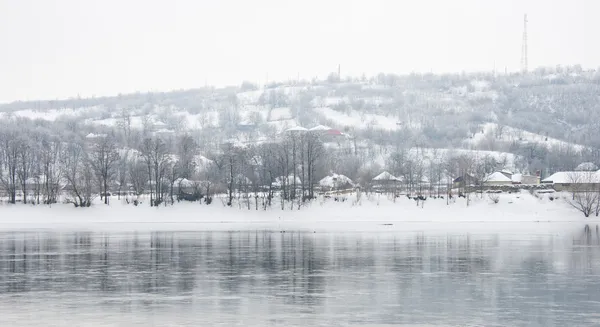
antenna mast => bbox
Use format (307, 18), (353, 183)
(521, 14), (528, 73)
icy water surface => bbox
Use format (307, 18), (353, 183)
(1, 227), (600, 326)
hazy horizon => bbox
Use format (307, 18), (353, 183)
(1, 0), (598, 103)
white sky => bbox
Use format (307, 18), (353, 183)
(0, 0), (598, 102)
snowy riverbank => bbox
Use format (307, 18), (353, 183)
(0, 192), (598, 232)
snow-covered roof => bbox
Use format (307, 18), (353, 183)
(485, 171), (512, 182)
(319, 173), (353, 188)
(173, 178), (195, 187)
(85, 133), (107, 139)
(309, 125), (331, 131)
(373, 171), (401, 181)
(285, 126), (308, 132)
(542, 171), (600, 184)
(155, 128), (175, 134)
(511, 173), (522, 183)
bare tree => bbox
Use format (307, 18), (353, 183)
(128, 159), (147, 201)
(304, 132), (325, 200)
(0, 127), (19, 203)
(140, 137), (171, 206)
(566, 171), (599, 217)
(217, 142), (246, 207)
(177, 134), (197, 179)
(89, 135), (120, 205)
(15, 137), (34, 204)
(62, 141), (94, 207)
(40, 138), (62, 205)
(116, 151), (129, 200)
(200, 159), (220, 204)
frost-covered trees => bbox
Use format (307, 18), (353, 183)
(0, 127), (20, 204)
(89, 135), (120, 205)
(16, 136), (34, 204)
(303, 132), (325, 199)
(39, 138), (62, 204)
(62, 141), (94, 207)
(140, 137), (171, 206)
(566, 171), (600, 218)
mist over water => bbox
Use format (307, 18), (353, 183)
(0, 228), (599, 326)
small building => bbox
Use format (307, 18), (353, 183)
(511, 173), (540, 185)
(308, 125), (345, 142)
(284, 126), (308, 133)
(319, 173), (354, 192)
(452, 174), (477, 188)
(173, 178), (198, 194)
(484, 172), (513, 186)
(372, 171), (402, 193)
(309, 125), (331, 132)
(541, 171), (600, 192)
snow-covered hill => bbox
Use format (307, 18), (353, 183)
(1, 69), (599, 174)
(464, 122), (587, 152)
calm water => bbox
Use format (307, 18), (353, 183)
(1, 228), (600, 326)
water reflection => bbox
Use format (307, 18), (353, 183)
(0, 228), (599, 326)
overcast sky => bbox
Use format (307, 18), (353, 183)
(0, 0), (597, 102)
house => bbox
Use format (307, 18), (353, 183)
(511, 173), (540, 185)
(484, 172), (513, 186)
(309, 125), (331, 132)
(284, 126), (308, 133)
(452, 174), (477, 188)
(499, 170), (513, 179)
(541, 171), (600, 192)
(371, 171), (402, 193)
(308, 125), (345, 142)
(173, 178), (198, 194)
(319, 173), (354, 191)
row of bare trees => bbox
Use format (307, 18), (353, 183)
(213, 132), (325, 209)
(0, 121), (329, 209)
(3, 118), (599, 215)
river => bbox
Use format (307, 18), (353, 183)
(0, 226), (599, 326)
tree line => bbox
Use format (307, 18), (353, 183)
(0, 116), (595, 210)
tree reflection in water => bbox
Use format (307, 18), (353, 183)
(0, 228), (597, 326)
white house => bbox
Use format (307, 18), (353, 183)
(372, 171), (402, 192)
(541, 170), (600, 191)
(484, 171), (513, 186)
(319, 173), (354, 191)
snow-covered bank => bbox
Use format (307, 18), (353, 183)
(0, 193), (597, 232)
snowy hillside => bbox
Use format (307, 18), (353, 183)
(464, 122), (587, 152)
(1, 69), (599, 176)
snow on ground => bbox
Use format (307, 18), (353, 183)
(87, 115), (149, 129)
(268, 107), (293, 121)
(236, 90), (263, 104)
(317, 107), (399, 131)
(175, 111), (220, 129)
(365, 147), (517, 170)
(0, 192), (594, 232)
(465, 122), (586, 152)
(267, 119), (299, 133)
